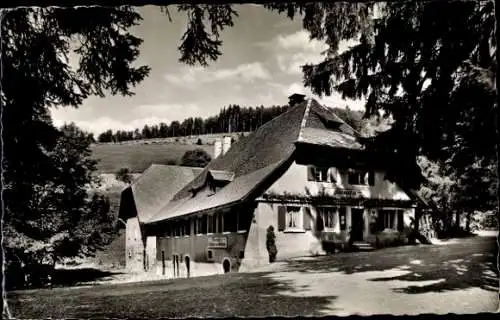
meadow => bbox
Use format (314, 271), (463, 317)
(90, 132), (248, 173)
(91, 142), (214, 173)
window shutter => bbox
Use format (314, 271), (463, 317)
(328, 168), (338, 183)
(303, 207), (312, 230)
(368, 171), (375, 186)
(397, 210), (404, 231)
(277, 206), (287, 231)
(316, 208), (325, 231)
(377, 210), (385, 231)
(307, 166), (315, 181)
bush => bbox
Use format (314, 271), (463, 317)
(196, 138), (203, 145)
(321, 240), (337, 254)
(165, 159), (178, 165)
(266, 226), (277, 262)
(472, 211), (498, 231)
(180, 149), (211, 168)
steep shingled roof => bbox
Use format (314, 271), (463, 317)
(145, 98), (368, 224)
(123, 164), (203, 222)
(298, 100), (364, 149)
(146, 102), (308, 224)
(146, 160), (286, 223)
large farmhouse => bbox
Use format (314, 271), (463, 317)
(118, 95), (423, 278)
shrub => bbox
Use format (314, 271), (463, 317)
(165, 159), (178, 165)
(180, 149), (211, 168)
(321, 240), (336, 254)
(266, 226), (277, 262)
(196, 138), (203, 145)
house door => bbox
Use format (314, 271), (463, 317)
(351, 208), (364, 241)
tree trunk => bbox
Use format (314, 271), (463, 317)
(455, 211), (461, 230)
(414, 207), (421, 233)
(465, 211), (472, 232)
(495, 0), (500, 275)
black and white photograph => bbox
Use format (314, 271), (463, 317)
(1, 1), (499, 318)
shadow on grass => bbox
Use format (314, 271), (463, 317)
(369, 249), (498, 294)
(281, 236), (499, 294)
(8, 272), (338, 318)
(52, 268), (124, 287)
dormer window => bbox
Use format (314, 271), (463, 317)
(348, 169), (375, 186)
(307, 166), (336, 183)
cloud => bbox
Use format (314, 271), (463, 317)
(277, 51), (325, 75)
(134, 103), (204, 119)
(258, 30), (327, 53)
(51, 103), (211, 136)
(275, 30), (328, 53)
(262, 30), (359, 75)
(164, 62), (271, 88)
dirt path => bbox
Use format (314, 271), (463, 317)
(7, 235), (498, 318)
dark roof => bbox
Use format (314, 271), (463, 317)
(147, 160), (286, 223)
(143, 99), (369, 225)
(296, 99), (363, 149)
(124, 164), (203, 222)
(298, 127), (363, 150)
(303, 100), (361, 137)
(207, 101), (307, 177)
(289, 93), (306, 99)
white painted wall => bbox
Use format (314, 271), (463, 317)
(265, 161), (410, 201)
(145, 236), (157, 272)
(126, 217), (144, 272)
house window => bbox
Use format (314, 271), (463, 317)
(208, 215), (215, 234)
(173, 222), (179, 237)
(287, 207), (301, 228)
(397, 210), (404, 231)
(217, 212), (223, 233)
(348, 169), (365, 185)
(179, 221), (185, 236)
(195, 215), (207, 235)
(347, 169), (375, 186)
(212, 214), (218, 233)
(277, 206), (303, 231)
(339, 207), (347, 230)
(378, 210), (396, 230)
(223, 211), (238, 232)
(184, 219), (191, 236)
(317, 207), (337, 229)
(307, 166), (333, 182)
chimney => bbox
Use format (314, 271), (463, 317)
(222, 136), (232, 155)
(288, 93), (306, 106)
(214, 138), (222, 159)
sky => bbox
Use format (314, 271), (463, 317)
(51, 5), (366, 136)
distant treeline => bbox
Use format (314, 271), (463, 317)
(97, 104), (365, 143)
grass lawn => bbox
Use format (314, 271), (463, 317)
(7, 272), (331, 318)
(91, 143), (214, 173)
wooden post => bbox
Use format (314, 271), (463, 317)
(161, 251), (165, 276)
(176, 255), (180, 277)
(172, 255), (176, 278)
